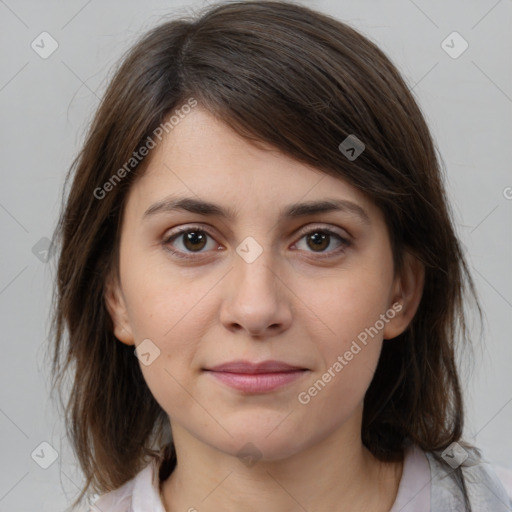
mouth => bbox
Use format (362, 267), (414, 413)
(203, 360), (309, 393)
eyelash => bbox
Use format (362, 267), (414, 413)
(162, 224), (351, 260)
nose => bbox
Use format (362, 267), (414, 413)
(219, 251), (293, 338)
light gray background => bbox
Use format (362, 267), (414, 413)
(0, 1), (511, 511)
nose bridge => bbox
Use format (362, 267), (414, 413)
(234, 236), (280, 297)
(220, 235), (292, 335)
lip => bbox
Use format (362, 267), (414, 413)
(205, 359), (307, 373)
(203, 360), (309, 393)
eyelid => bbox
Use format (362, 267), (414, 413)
(294, 222), (351, 240)
(163, 222), (351, 242)
(162, 224), (217, 244)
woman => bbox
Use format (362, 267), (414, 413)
(49, 2), (512, 511)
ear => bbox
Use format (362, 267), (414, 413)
(383, 250), (425, 340)
(104, 271), (135, 346)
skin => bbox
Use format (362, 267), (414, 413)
(105, 107), (424, 512)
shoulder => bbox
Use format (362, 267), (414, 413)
(494, 464), (512, 501)
(89, 458), (165, 512)
(88, 478), (135, 512)
(424, 441), (512, 511)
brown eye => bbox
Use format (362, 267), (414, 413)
(163, 226), (218, 259)
(181, 230), (208, 252)
(306, 231), (330, 251)
(294, 227), (350, 257)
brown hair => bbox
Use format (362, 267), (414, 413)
(49, 1), (480, 508)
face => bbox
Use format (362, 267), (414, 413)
(106, 107), (422, 462)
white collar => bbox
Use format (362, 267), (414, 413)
(93, 444), (430, 512)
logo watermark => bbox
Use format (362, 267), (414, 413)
(441, 441), (469, 469)
(338, 134), (365, 161)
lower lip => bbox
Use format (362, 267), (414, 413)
(206, 370), (307, 393)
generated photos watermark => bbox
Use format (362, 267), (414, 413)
(93, 97), (198, 200)
(297, 302), (403, 405)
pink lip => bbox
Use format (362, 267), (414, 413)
(203, 360), (308, 393)
(207, 370), (307, 393)
(206, 359), (306, 373)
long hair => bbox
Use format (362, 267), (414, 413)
(48, 1), (480, 508)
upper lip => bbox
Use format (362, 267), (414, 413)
(205, 360), (307, 373)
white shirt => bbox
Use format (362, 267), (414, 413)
(90, 443), (512, 512)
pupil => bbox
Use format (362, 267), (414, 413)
(184, 231), (206, 251)
(309, 232), (328, 251)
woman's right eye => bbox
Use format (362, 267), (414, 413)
(162, 226), (218, 259)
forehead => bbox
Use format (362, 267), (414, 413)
(125, 107), (382, 224)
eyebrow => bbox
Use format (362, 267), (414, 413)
(143, 195), (370, 224)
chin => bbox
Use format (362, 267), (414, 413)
(206, 423), (311, 464)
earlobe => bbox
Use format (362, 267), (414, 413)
(104, 273), (135, 346)
(383, 251), (425, 340)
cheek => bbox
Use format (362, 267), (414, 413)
(293, 260), (392, 401)
(129, 290), (205, 418)
(296, 295), (386, 426)
(296, 261), (393, 344)
(125, 278), (207, 369)
(120, 248), (207, 341)
(119, 255), (214, 410)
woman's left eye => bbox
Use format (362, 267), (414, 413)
(162, 225), (350, 260)
(293, 227), (350, 257)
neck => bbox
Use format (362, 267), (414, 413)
(160, 414), (403, 512)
